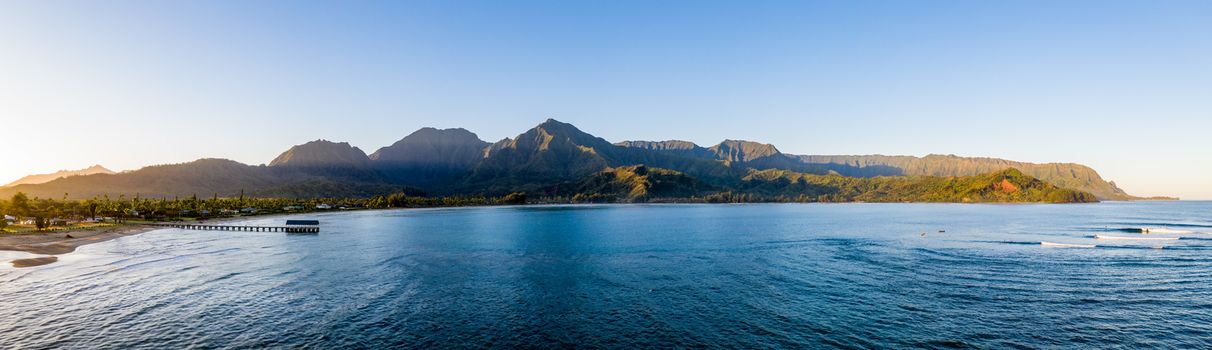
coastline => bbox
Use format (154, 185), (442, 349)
(2, 224), (162, 267)
(0, 225), (162, 255)
(0, 212), (302, 268)
(0, 198), (1153, 266)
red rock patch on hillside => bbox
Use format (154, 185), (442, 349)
(995, 179), (1020, 194)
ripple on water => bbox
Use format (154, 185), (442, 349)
(2, 202), (1212, 348)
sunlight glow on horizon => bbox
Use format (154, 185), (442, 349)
(2, 1), (1210, 199)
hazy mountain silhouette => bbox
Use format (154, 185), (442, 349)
(369, 127), (489, 185)
(4, 165), (115, 188)
(270, 140), (371, 169)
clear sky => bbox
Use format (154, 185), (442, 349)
(2, 1), (1210, 199)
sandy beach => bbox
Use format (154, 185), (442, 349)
(0, 212), (310, 268)
(0, 225), (162, 267)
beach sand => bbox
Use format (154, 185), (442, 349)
(11, 256), (58, 268)
(0, 225), (161, 267)
(0, 213), (302, 268)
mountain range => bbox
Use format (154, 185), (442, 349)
(0, 119), (1148, 202)
(3, 165), (115, 188)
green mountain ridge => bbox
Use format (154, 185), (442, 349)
(738, 168), (1097, 203)
(561, 165), (714, 202)
(0, 119), (1141, 203)
(795, 154), (1139, 200)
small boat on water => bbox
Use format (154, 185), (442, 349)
(1095, 235), (1178, 241)
(1041, 242), (1096, 248)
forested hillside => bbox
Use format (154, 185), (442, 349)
(796, 154), (1136, 200)
(0, 119), (1127, 203)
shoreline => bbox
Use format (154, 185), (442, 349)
(0, 201), (1112, 257)
(2, 224), (162, 267)
(0, 224), (163, 255)
(0, 201), (1178, 268)
(0, 212), (303, 268)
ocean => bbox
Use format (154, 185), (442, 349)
(2, 202), (1210, 348)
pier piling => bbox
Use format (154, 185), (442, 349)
(147, 223), (319, 233)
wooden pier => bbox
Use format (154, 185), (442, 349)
(149, 223), (319, 233)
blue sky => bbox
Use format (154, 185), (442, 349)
(2, 1), (1210, 198)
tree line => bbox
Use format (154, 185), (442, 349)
(0, 191), (531, 232)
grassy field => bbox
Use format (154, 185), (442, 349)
(2, 222), (119, 235)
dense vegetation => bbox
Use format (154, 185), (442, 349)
(795, 154), (1143, 200)
(560, 165), (713, 202)
(738, 168), (1098, 203)
(0, 191), (521, 232)
(0, 166), (1096, 233)
(550, 167), (1096, 204)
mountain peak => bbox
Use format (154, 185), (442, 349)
(615, 140), (701, 151)
(533, 118), (584, 135)
(4, 165), (118, 188)
(84, 165), (113, 172)
(368, 127), (490, 183)
(270, 139), (370, 168)
(369, 128), (488, 161)
(473, 120), (615, 183)
(399, 127), (478, 140)
(709, 140), (782, 163)
(494, 119), (612, 153)
(371, 127), (485, 161)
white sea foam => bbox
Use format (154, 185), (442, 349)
(1040, 242), (1095, 248)
(1141, 228), (1194, 235)
(1095, 235), (1179, 241)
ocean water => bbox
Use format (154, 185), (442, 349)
(2, 202), (1212, 349)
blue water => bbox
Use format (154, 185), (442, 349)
(3, 202), (1212, 349)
